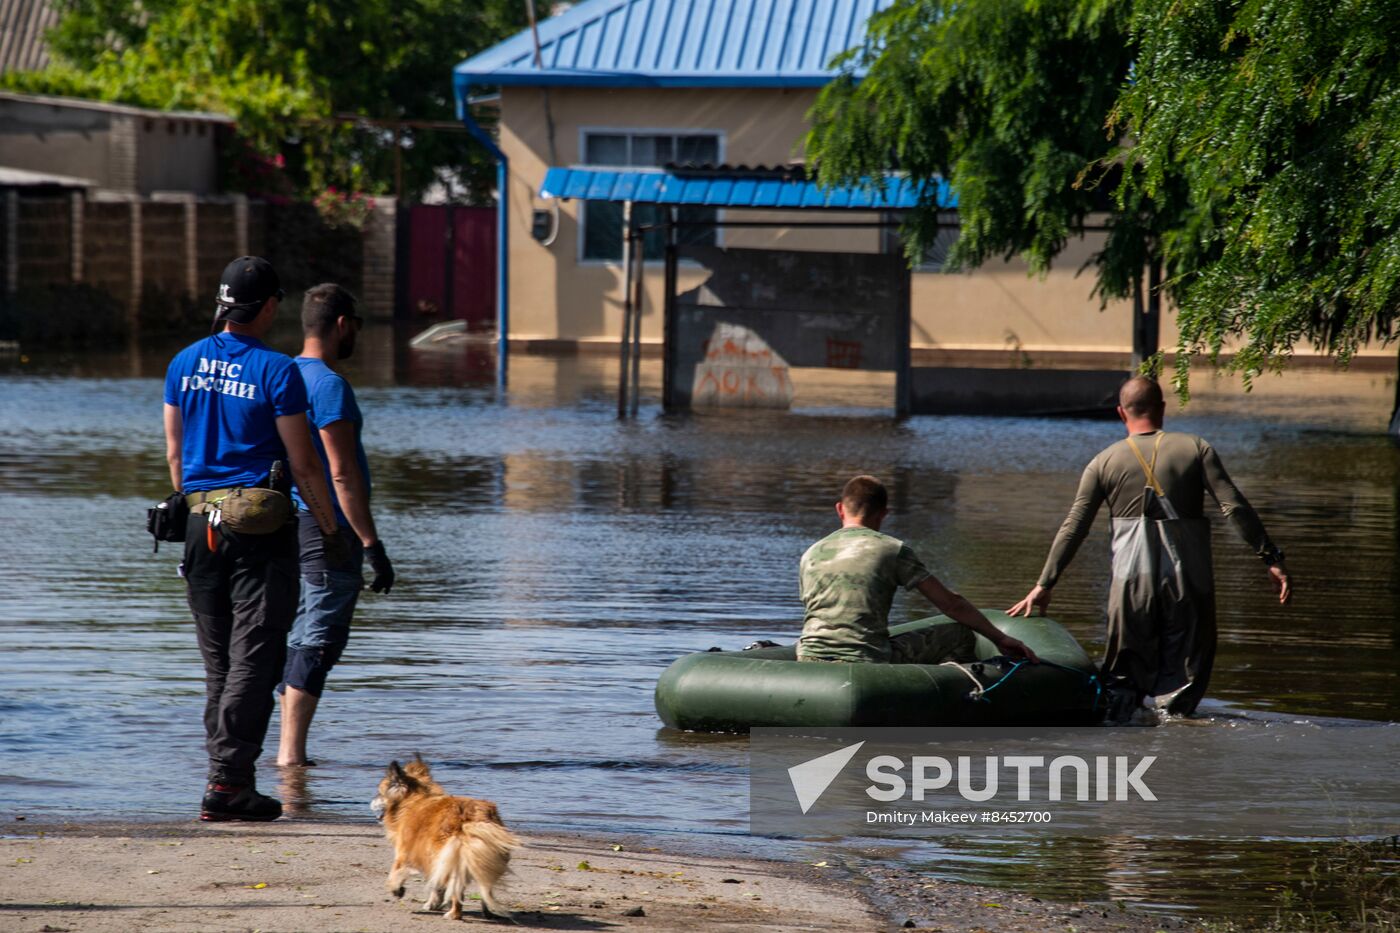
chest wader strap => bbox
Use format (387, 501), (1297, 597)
(1125, 433), (1166, 497)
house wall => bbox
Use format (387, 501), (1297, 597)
(500, 85), (875, 348)
(497, 84), (1389, 365)
(0, 96), (223, 194)
(0, 97), (129, 189)
(497, 85), (1152, 362)
(134, 117), (223, 194)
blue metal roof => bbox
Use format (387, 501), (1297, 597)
(539, 167), (954, 210)
(454, 0), (893, 94)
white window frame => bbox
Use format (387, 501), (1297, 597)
(575, 126), (727, 267)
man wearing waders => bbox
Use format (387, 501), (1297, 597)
(1008, 376), (1291, 719)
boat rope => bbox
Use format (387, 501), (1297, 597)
(939, 660), (990, 699)
(940, 656), (1105, 712)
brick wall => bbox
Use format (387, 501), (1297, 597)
(0, 193), (10, 294)
(140, 202), (186, 296)
(196, 203), (238, 302)
(247, 201), (267, 258)
(360, 196), (397, 321)
(108, 116), (138, 192)
(83, 202), (133, 305)
(3, 191), (394, 341)
(16, 198), (70, 288)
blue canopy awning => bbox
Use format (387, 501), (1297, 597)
(539, 167), (954, 211)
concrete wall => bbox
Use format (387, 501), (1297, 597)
(910, 232), (1142, 366)
(0, 96), (224, 194)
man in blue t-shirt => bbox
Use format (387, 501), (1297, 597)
(275, 283), (395, 767)
(163, 256), (351, 821)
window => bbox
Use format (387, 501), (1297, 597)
(581, 131), (721, 262)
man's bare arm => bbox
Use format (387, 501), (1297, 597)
(275, 413), (338, 535)
(163, 403), (183, 491)
(318, 420), (378, 547)
(916, 576), (1038, 662)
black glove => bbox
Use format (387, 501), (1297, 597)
(366, 540), (395, 594)
(321, 528), (353, 571)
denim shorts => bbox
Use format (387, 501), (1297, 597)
(288, 568), (363, 652)
(280, 567), (362, 696)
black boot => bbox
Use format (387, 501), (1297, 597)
(200, 782), (283, 822)
(1104, 686), (1145, 724)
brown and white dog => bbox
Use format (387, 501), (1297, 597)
(371, 755), (519, 921)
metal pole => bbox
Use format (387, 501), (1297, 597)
(1130, 264), (1146, 370)
(495, 158), (509, 389)
(443, 203), (455, 320)
(457, 106), (509, 388)
(629, 219), (644, 417)
(895, 257), (912, 416)
(394, 122), (403, 201)
(662, 209), (678, 412)
(1144, 254), (1162, 365)
(617, 201), (633, 419)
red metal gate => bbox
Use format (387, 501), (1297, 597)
(403, 205), (496, 329)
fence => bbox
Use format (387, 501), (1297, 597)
(0, 190), (398, 344)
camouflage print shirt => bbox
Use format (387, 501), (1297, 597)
(798, 526), (932, 663)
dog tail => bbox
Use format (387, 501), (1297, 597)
(427, 837), (466, 914)
(462, 821), (520, 919)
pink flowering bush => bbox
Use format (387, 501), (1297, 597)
(313, 188), (377, 229)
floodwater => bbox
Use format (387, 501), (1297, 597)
(2, 324), (1398, 921)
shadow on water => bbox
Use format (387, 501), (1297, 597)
(2, 325), (1398, 919)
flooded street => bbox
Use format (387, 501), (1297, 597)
(2, 325), (1398, 920)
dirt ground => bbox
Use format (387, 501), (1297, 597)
(0, 821), (1192, 933)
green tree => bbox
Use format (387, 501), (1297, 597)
(810, 0), (1400, 418)
(1113, 0), (1400, 407)
(5, 0), (531, 202)
(807, 0), (1182, 365)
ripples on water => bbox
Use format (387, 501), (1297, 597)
(1, 330), (1398, 919)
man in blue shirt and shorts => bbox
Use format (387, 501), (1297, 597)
(163, 257), (350, 821)
(276, 283), (395, 767)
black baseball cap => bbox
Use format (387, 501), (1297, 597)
(215, 256), (283, 323)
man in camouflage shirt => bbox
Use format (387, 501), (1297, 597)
(799, 475), (1037, 664)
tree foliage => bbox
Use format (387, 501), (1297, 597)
(1114, 0), (1400, 385)
(5, 0), (532, 202)
(807, 0), (1161, 306)
(808, 0), (1400, 395)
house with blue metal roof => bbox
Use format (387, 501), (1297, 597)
(454, 0), (1137, 370)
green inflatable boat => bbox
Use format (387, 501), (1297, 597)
(655, 611), (1103, 732)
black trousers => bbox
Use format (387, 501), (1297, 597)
(182, 512), (299, 784)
